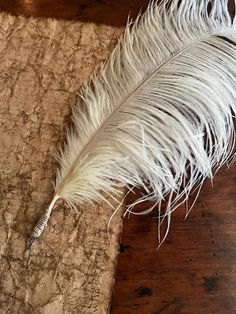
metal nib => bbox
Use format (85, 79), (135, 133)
(24, 235), (36, 253)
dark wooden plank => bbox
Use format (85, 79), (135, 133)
(0, 0), (149, 26)
(111, 166), (236, 314)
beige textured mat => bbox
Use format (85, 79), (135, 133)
(0, 13), (123, 313)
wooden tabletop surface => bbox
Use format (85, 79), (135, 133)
(112, 166), (236, 314)
(1, 1), (235, 313)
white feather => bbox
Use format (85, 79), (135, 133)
(27, 0), (236, 248)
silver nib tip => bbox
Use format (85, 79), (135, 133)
(24, 235), (36, 253)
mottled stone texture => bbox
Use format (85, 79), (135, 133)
(0, 13), (123, 313)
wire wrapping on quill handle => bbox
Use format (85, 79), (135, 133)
(25, 197), (59, 252)
(26, 0), (236, 251)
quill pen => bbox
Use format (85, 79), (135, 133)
(25, 0), (236, 251)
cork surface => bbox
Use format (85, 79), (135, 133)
(0, 13), (123, 313)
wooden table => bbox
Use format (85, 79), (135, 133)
(111, 166), (236, 314)
(1, 1), (235, 313)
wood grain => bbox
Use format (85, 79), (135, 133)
(0, 0), (149, 26)
(0, 1), (235, 313)
(111, 166), (236, 314)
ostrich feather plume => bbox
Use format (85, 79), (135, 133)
(26, 0), (236, 250)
